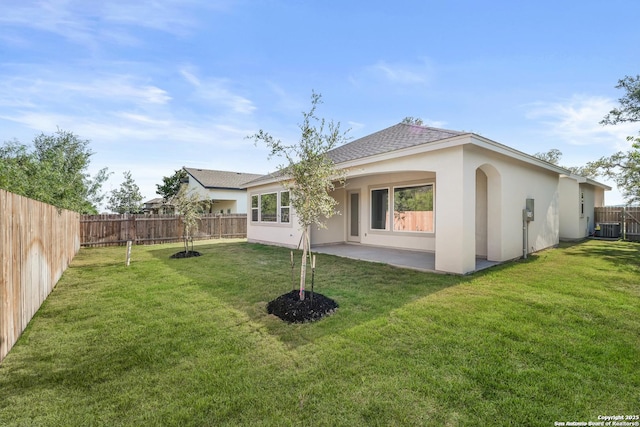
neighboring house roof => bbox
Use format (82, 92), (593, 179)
(326, 123), (467, 164)
(144, 197), (164, 205)
(184, 167), (263, 190)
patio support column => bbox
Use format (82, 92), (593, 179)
(434, 147), (476, 274)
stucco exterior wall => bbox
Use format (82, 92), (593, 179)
(485, 152), (559, 260)
(247, 182), (302, 248)
(246, 134), (562, 274)
(559, 176), (605, 240)
(559, 177), (580, 240)
(186, 180), (249, 213)
(312, 170), (437, 251)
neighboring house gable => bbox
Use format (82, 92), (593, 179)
(245, 123), (609, 274)
(184, 167), (262, 214)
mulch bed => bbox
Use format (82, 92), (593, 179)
(170, 251), (202, 259)
(267, 290), (338, 323)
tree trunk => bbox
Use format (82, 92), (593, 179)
(299, 227), (309, 300)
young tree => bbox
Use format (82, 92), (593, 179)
(156, 168), (187, 202)
(593, 75), (640, 204)
(173, 186), (208, 254)
(0, 129), (109, 213)
(249, 92), (349, 300)
(107, 171), (143, 214)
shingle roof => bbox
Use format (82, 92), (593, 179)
(184, 168), (263, 189)
(243, 123), (469, 187)
(326, 122), (467, 164)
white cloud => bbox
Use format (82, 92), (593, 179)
(351, 59), (434, 87)
(0, 0), (233, 48)
(0, 74), (171, 108)
(370, 61), (429, 84)
(525, 95), (637, 151)
(181, 68), (255, 114)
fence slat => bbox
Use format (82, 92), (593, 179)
(79, 214), (247, 247)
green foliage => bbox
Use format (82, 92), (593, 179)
(401, 116), (424, 126)
(532, 149), (599, 178)
(107, 171), (143, 214)
(156, 168), (187, 202)
(593, 75), (640, 204)
(259, 192), (278, 221)
(601, 75), (640, 125)
(173, 186), (209, 252)
(248, 91), (349, 299)
(588, 137), (640, 204)
(0, 129), (109, 213)
(250, 92), (348, 231)
(394, 185), (433, 212)
(533, 148), (562, 165)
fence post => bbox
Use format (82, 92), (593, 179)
(126, 241), (132, 266)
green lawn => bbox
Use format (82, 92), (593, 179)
(1, 239), (638, 426)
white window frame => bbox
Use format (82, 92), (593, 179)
(280, 191), (290, 223)
(260, 192), (278, 222)
(251, 195), (259, 222)
(370, 181), (435, 234)
(370, 187), (390, 231)
(392, 183), (434, 233)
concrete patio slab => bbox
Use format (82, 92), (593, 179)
(312, 244), (499, 273)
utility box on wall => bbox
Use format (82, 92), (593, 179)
(525, 198), (535, 221)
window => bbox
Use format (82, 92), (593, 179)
(393, 184), (433, 232)
(280, 191), (290, 223)
(251, 195), (259, 222)
(370, 183), (435, 233)
(260, 193), (277, 222)
(580, 191), (585, 217)
(253, 191), (292, 224)
(371, 189), (389, 230)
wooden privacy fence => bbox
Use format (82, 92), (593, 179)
(80, 214), (247, 247)
(594, 206), (640, 241)
(1, 190), (80, 363)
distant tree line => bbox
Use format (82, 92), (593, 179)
(0, 129), (109, 214)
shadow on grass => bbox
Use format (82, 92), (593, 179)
(561, 239), (640, 270)
(150, 241), (469, 347)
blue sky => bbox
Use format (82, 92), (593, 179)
(1, 0), (638, 209)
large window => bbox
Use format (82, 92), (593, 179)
(251, 191), (291, 224)
(393, 184), (433, 232)
(260, 193), (277, 222)
(371, 189), (389, 230)
(370, 183), (434, 233)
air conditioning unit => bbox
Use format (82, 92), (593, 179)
(596, 223), (621, 238)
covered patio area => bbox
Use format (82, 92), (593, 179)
(312, 244), (500, 274)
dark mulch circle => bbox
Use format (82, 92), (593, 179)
(267, 290), (339, 323)
(170, 250), (202, 259)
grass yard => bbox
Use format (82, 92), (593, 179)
(0, 239), (638, 426)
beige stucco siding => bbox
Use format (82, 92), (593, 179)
(186, 180), (250, 213)
(246, 134), (563, 274)
(247, 182), (301, 248)
(559, 176), (606, 240)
